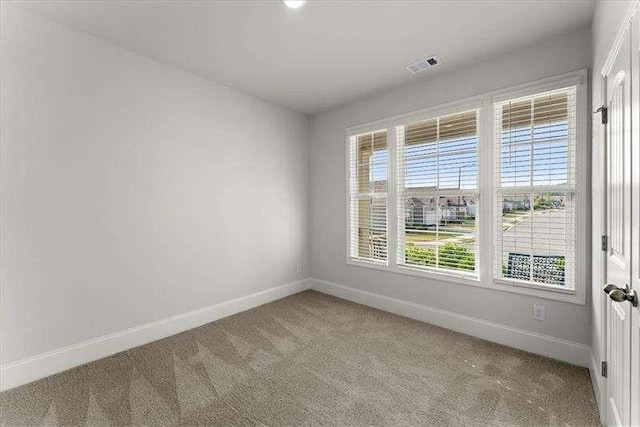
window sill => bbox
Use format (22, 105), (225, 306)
(347, 257), (480, 286)
(346, 258), (585, 305)
(347, 257), (388, 269)
(396, 263), (480, 285)
(488, 278), (582, 304)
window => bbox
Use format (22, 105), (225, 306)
(348, 130), (388, 263)
(494, 87), (576, 289)
(345, 71), (585, 302)
(396, 110), (479, 276)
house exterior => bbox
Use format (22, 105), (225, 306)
(406, 197), (437, 225)
(406, 196), (475, 225)
(503, 198), (531, 212)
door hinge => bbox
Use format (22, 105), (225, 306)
(595, 106), (608, 125)
(601, 235), (608, 252)
(602, 361), (608, 378)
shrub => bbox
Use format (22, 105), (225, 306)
(438, 243), (475, 271)
(405, 243), (475, 271)
(406, 246), (436, 266)
(405, 222), (435, 230)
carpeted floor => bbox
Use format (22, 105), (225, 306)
(1, 290), (600, 426)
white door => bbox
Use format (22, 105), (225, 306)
(604, 20), (636, 427)
(630, 8), (640, 427)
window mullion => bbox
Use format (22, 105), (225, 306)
(387, 123), (397, 268)
(529, 100), (535, 282)
(478, 99), (493, 284)
(435, 117), (440, 268)
(396, 125), (406, 267)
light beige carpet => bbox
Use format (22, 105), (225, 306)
(1, 290), (599, 426)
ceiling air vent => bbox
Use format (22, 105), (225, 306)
(406, 56), (440, 74)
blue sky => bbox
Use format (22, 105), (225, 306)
(369, 121), (569, 189)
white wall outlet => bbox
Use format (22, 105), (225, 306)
(533, 305), (545, 321)
(296, 264), (301, 274)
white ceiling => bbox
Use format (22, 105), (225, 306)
(10, 1), (595, 114)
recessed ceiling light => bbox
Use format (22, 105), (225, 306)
(284, 0), (306, 9)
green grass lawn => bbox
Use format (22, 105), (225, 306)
(459, 218), (476, 228)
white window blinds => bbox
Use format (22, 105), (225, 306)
(494, 87), (576, 289)
(348, 130), (388, 263)
(396, 110), (479, 275)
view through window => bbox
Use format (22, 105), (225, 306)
(346, 79), (580, 296)
(494, 87), (576, 289)
(397, 110), (479, 275)
(348, 130), (388, 262)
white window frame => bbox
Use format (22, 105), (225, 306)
(492, 86), (577, 292)
(345, 69), (587, 305)
(395, 108), (481, 280)
(346, 122), (390, 267)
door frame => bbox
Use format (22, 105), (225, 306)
(596, 1), (640, 424)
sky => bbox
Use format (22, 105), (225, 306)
(369, 121), (569, 190)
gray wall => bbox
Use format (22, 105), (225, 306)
(310, 27), (592, 344)
(0, 6), (309, 364)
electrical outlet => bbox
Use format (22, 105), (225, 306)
(533, 305), (545, 321)
(296, 264), (301, 274)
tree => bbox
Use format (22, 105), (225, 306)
(534, 194), (553, 210)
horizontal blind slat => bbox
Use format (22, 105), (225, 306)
(494, 87), (576, 289)
(349, 130), (388, 262)
(397, 109), (479, 276)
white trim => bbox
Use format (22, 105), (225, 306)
(394, 101), (481, 281)
(494, 277), (575, 295)
(489, 71), (583, 103)
(387, 125), (399, 271)
(0, 278), (312, 392)
(488, 75), (588, 305)
(347, 231), (585, 303)
(479, 95), (494, 289)
(345, 70), (588, 305)
(594, 5), (640, 425)
(1, 277), (595, 400)
(346, 134), (358, 265)
(309, 278), (591, 367)
(491, 77), (585, 304)
(483, 279), (583, 303)
(345, 97), (484, 134)
(589, 349), (607, 424)
(346, 257), (387, 269)
(344, 71), (584, 134)
(348, 255), (482, 286)
(345, 129), (390, 266)
(345, 122), (389, 138)
(595, 66), (609, 424)
(391, 100), (483, 128)
(601, 0), (639, 78)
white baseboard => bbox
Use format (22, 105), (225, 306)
(0, 278), (312, 392)
(309, 278), (592, 367)
(1, 277), (593, 393)
(589, 350), (606, 424)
